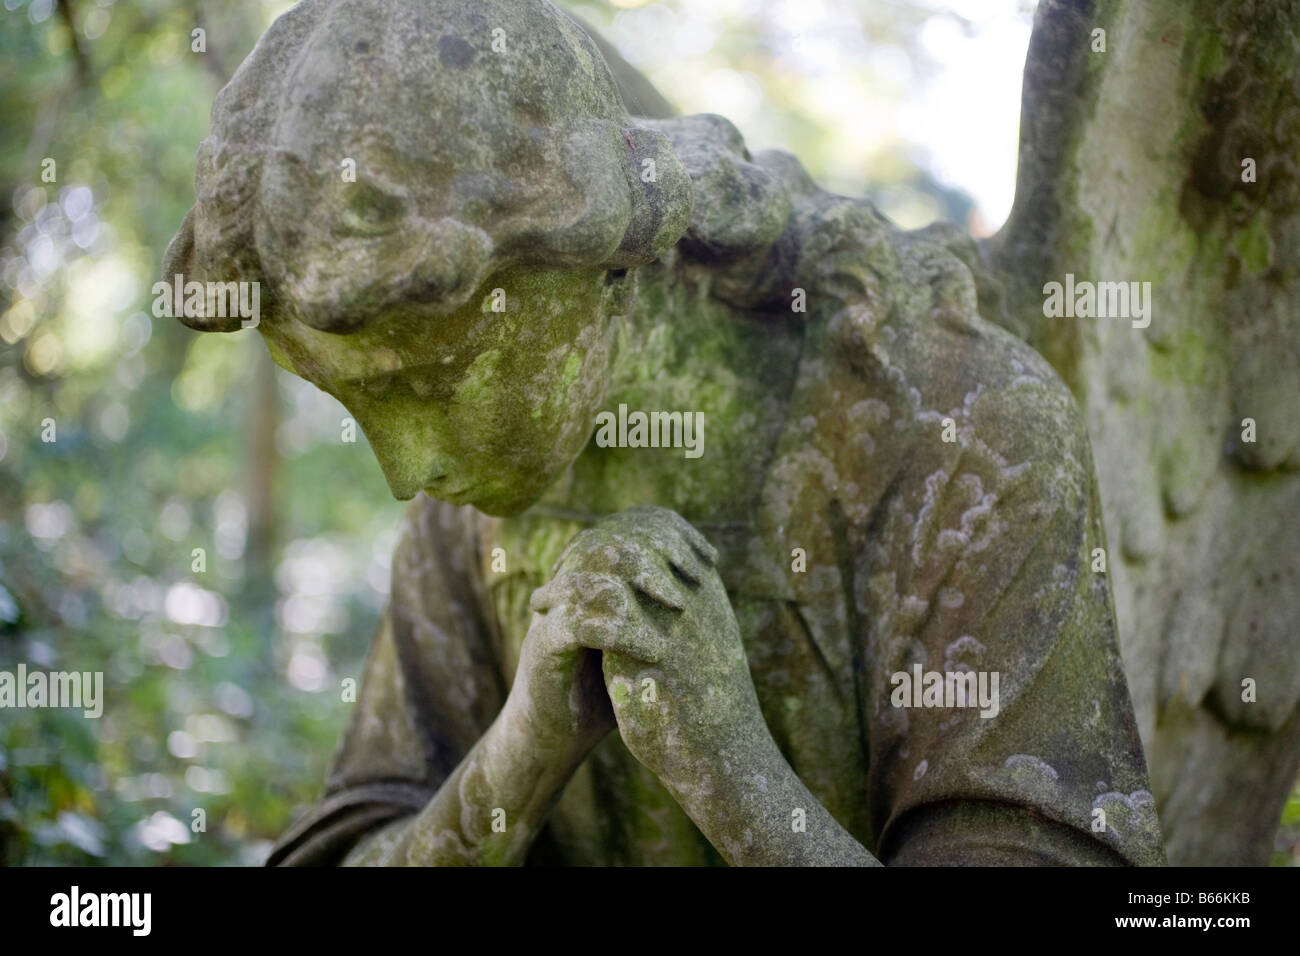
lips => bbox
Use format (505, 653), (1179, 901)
(424, 474), (471, 500)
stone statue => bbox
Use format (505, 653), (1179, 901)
(165, 0), (1165, 865)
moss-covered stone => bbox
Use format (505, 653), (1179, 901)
(171, 0), (1168, 868)
(985, 0), (1300, 865)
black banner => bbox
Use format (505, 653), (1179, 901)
(0, 865), (1283, 943)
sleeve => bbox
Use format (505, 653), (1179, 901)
(858, 336), (1166, 866)
(267, 496), (507, 866)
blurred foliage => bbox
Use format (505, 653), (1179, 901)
(0, 0), (400, 865)
(0, 0), (1294, 867)
(570, 0), (1038, 232)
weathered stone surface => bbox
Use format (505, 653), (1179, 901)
(164, 0), (693, 338)
(168, 0), (1171, 866)
(986, 0), (1300, 865)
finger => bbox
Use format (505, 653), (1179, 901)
(607, 527), (700, 597)
(640, 506), (718, 567)
(549, 530), (601, 577)
(558, 573), (664, 663)
(668, 512), (718, 567)
(629, 566), (686, 611)
(610, 513), (712, 585)
(579, 615), (664, 664)
(578, 571), (631, 617)
(532, 571), (626, 621)
(529, 579), (561, 613)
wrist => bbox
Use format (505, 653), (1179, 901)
(641, 704), (777, 797)
(495, 691), (601, 792)
(663, 725), (877, 866)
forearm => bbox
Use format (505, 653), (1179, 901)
(365, 699), (587, 866)
(661, 722), (881, 867)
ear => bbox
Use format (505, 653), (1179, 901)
(641, 114), (790, 262)
(608, 123), (693, 268)
(160, 205), (246, 332)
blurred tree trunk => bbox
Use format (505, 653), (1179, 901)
(239, 340), (280, 679)
(984, 0), (1300, 865)
(243, 342), (278, 575)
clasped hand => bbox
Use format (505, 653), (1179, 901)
(507, 506), (764, 785)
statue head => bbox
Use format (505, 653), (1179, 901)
(164, 0), (794, 514)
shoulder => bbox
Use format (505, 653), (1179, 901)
(813, 214), (1096, 515)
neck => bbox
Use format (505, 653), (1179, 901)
(536, 254), (805, 526)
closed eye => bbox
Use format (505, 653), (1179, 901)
(341, 366), (456, 403)
(338, 181), (408, 237)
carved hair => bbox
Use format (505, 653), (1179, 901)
(162, 0), (889, 335)
(165, 0), (696, 332)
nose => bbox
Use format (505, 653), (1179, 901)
(374, 453), (426, 501)
(348, 409), (455, 501)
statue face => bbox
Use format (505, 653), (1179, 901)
(167, 0), (691, 512)
(260, 265), (619, 515)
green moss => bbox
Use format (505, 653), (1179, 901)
(1181, 21), (1226, 91)
(1149, 329), (1215, 385)
(1232, 215), (1271, 276)
(452, 348), (501, 407)
(549, 350), (584, 420)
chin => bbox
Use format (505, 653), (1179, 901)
(467, 493), (534, 517)
(432, 482), (539, 517)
